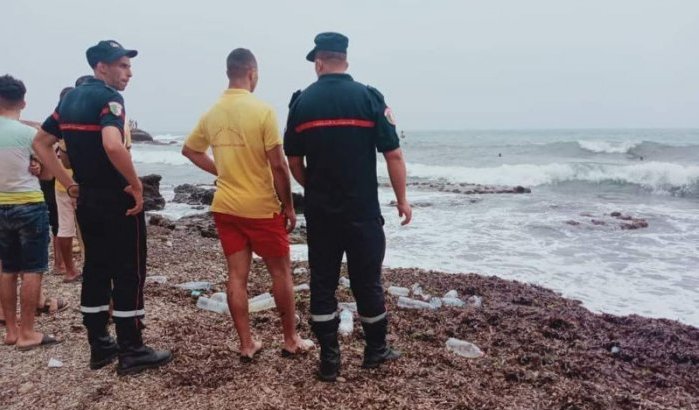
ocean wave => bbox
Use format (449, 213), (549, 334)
(576, 140), (641, 154)
(152, 134), (186, 142)
(401, 161), (699, 195)
(131, 150), (191, 166)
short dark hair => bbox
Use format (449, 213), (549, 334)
(60, 87), (74, 100)
(316, 51), (347, 62)
(0, 74), (27, 107)
(226, 48), (257, 79)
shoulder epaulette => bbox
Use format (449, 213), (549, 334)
(288, 89), (302, 108)
(366, 85), (385, 103)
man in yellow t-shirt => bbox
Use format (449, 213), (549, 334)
(182, 48), (312, 360)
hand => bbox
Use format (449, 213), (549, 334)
(396, 200), (412, 225)
(28, 160), (41, 176)
(66, 184), (80, 209)
(283, 207), (297, 233)
(124, 183), (144, 216)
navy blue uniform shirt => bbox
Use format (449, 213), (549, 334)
(284, 73), (400, 220)
(42, 78), (127, 190)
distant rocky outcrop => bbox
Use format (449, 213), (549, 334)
(406, 181), (531, 195)
(140, 174), (165, 211)
(565, 211), (649, 230)
(131, 128), (154, 142)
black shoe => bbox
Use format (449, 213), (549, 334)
(117, 345), (173, 376)
(362, 345), (401, 369)
(89, 335), (119, 370)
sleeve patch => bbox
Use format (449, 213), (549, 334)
(384, 107), (396, 125)
(108, 102), (123, 116)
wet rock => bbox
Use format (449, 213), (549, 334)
(149, 214), (176, 230)
(131, 128), (154, 142)
(407, 181), (531, 195)
(140, 174), (165, 211)
(173, 184), (215, 206)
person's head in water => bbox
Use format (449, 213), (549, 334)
(226, 48), (258, 92)
(85, 40), (137, 91)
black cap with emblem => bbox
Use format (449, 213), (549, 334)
(306, 32), (349, 62)
(86, 40), (138, 68)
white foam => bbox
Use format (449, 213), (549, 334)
(153, 134), (186, 142)
(577, 139), (641, 154)
(390, 161), (699, 192)
(131, 150), (191, 166)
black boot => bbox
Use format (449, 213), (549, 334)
(85, 312), (119, 370)
(311, 317), (341, 382)
(361, 317), (400, 369)
(115, 319), (173, 376)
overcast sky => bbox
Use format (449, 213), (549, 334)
(3, 1), (698, 132)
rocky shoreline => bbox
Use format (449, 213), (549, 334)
(0, 214), (696, 410)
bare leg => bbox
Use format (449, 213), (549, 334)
(16, 273), (45, 347)
(0, 274), (19, 344)
(52, 236), (65, 273)
(264, 255), (310, 352)
(224, 247), (261, 357)
(57, 237), (79, 280)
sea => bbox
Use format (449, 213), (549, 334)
(131, 129), (699, 327)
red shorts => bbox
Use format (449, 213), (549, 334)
(212, 212), (289, 258)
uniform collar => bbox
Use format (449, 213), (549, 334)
(318, 73), (353, 81)
(223, 88), (251, 96)
(84, 78), (106, 86)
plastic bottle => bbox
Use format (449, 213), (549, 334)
(397, 296), (436, 310)
(443, 289), (458, 299)
(196, 296), (229, 314)
(176, 281), (212, 291)
(249, 292), (272, 303)
(467, 295), (483, 308)
(293, 267), (308, 275)
(429, 296), (443, 309)
(339, 277), (351, 288)
(145, 275), (167, 284)
(441, 297), (466, 308)
(338, 309), (354, 336)
(293, 283), (310, 292)
(387, 286), (410, 297)
(210, 292), (227, 303)
(249, 296), (276, 313)
(338, 302), (357, 313)
(445, 338), (484, 358)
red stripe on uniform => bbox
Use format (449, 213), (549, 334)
(100, 107), (110, 116)
(59, 124), (102, 132)
(52, 111), (60, 120)
(295, 118), (375, 133)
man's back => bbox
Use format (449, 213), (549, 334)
(285, 73), (398, 220)
(186, 89), (282, 218)
(0, 117), (43, 204)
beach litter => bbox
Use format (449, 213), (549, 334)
(338, 309), (354, 337)
(339, 277), (351, 288)
(176, 281), (212, 291)
(145, 275), (168, 284)
(293, 267), (308, 275)
(446, 338), (484, 358)
(48, 358), (63, 368)
(387, 286), (410, 297)
(397, 296), (438, 310)
(338, 302), (357, 313)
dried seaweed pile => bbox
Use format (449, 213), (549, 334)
(1, 225), (697, 410)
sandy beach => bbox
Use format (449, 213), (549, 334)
(1, 218), (697, 410)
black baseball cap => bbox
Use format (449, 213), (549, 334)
(86, 40), (138, 68)
(306, 32), (348, 62)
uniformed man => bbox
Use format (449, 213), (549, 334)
(33, 40), (172, 375)
(284, 32), (412, 382)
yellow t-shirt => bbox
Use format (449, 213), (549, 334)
(184, 89), (282, 218)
